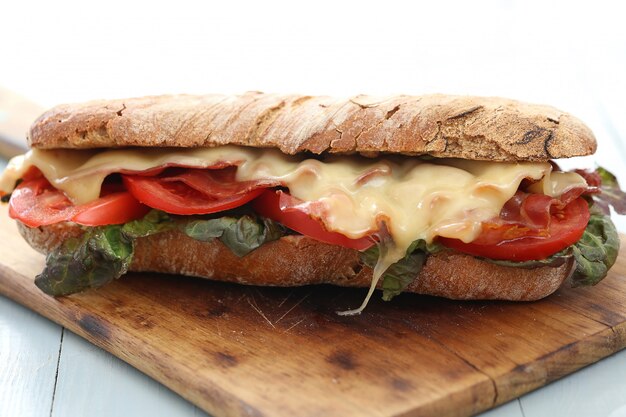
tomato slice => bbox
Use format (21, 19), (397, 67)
(71, 191), (151, 226)
(9, 175), (150, 227)
(122, 168), (276, 215)
(439, 196), (590, 261)
(252, 189), (375, 250)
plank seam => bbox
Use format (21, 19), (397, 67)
(506, 326), (626, 411)
(608, 325), (626, 350)
(518, 398), (527, 417)
(419, 333), (499, 408)
(49, 327), (65, 417)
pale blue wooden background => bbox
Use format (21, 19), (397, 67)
(2, 0), (626, 416)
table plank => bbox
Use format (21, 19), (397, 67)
(0, 295), (62, 417)
(51, 331), (206, 417)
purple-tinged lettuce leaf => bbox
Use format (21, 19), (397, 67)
(595, 167), (626, 214)
(578, 167), (626, 215)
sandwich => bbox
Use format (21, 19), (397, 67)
(0, 92), (624, 315)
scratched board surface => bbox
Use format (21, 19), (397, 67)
(0, 204), (626, 417)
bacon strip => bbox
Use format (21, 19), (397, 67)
(499, 185), (589, 231)
(160, 167), (280, 199)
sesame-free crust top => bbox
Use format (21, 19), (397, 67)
(28, 92), (596, 161)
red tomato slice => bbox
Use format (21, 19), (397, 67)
(252, 189), (375, 251)
(439, 197), (590, 261)
(71, 192), (151, 226)
(9, 175), (150, 227)
(122, 168), (275, 215)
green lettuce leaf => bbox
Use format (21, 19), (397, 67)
(35, 226), (133, 296)
(35, 210), (175, 296)
(380, 252), (427, 301)
(360, 240), (442, 301)
(486, 249), (572, 269)
(406, 239), (444, 255)
(570, 212), (619, 286)
(122, 210), (175, 238)
(183, 214), (284, 257)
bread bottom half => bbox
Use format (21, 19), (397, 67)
(18, 221), (575, 301)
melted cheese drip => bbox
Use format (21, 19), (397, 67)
(0, 146), (587, 315)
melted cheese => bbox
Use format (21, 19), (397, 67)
(0, 147), (260, 204)
(0, 146), (587, 315)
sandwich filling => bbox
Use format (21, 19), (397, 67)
(0, 146), (586, 245)
(0, 145), (622, 313)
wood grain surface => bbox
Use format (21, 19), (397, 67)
(0, 204), (625, 417)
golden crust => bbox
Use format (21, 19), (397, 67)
(28, 93), (596, 161)
(18, 221), (574, 301)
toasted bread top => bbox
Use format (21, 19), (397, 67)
(29, 93), (596, 161)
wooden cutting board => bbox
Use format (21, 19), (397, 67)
(0, 204), (625, 417)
